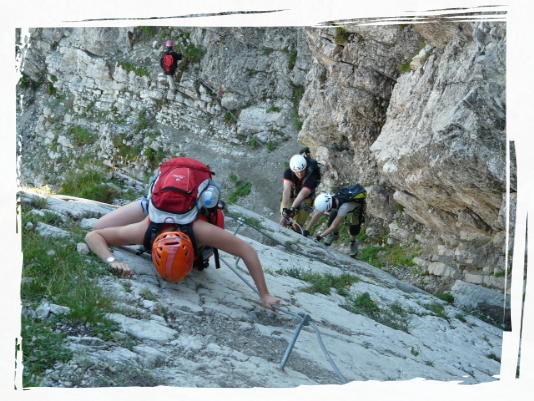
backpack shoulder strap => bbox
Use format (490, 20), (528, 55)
(143, 221), (199, 258)
(143, 221), (163, 251)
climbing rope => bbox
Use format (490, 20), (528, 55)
(221, 212), (352, 384)
(218, 252), (348, 384)
(226, 213), (353, 271)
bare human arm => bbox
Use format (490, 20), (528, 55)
(85, 217), (149, 279)
(193, 219), (281, 311)
(280, 179), (293, 225)
(281, 180), (292, 210)
(305, 210), (324, 233)
(291, 187), (311, 210)
(318, 214), (345, 239)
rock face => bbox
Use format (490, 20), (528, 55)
(295, 20), (512, 294)
(21, 195), (504, 388)
(17, 22), (511, 313)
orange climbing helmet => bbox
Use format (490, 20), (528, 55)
(152, 231), (194, 282)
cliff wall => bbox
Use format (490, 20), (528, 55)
(17, 21), (512, 312)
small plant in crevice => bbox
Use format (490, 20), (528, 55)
(334, 27), (350, 45)
(276, 268), (359, 296)
(435, 293), (454, 304)
(60, 169), (116, 203)
(117, 61), (150, 78)
(18, 75), (31, 89)
(228, 173), (252, 203)
(137, 17), (158, 38)
(267, 140), (278, 152)
(288, 50), (298, 71)
(266, 105), (281, 113)
(47, 83), (57, 96)
(292, 86), (304, 131)
(224, 112), (236, 125)
(182, 43), (206, 63)
(425, 302), (449, 321)
(139, 288), (158, 302)
(455, 313), (467, 323)
(68, 125), (97, 147)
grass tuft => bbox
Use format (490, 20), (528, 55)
(228, 174), (252, 203)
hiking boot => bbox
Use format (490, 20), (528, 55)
(349, 240), (359, 257)
(324, 232), (339, 246)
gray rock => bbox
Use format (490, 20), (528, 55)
(77, 243), (90, 255)
(35, 222), (71, 238)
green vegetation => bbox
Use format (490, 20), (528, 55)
(248, 139), (257, 149)
(334, 27), (350, 45)
(139, 288), (158, 302)
(117, 61), (150, 78)
(360, 243), (419, 269)
(134, 110), (150, 134)
(394, 201), (405, 212)
(288, 50), (298, 71)
(399, 63), (412, 74)
(266, 105), (281, 113)
(435, 293), (454, 304)
(487, 352), (501, 362)
(19, 75), (31, 89)
(411, 346), (420, 356)
(397, 8), (418, 29)
(455, 313), (467, 323)
(49, 74), (58, 82)
(425, 302), (449, 320)
(344, 293), (413, 332)
(292, 86), (304, 131)
(60, 169), (116, 203)
(182, 43), (206, 63)
(137, 17), (158, 38)
(397, 18), (409, 29)
(493, 266), (516, 277)
(276, 268), (359, 296)
(20, 204), (126, 386)
(67, 125), (97, 147)
(267, 140), (278, 152)
(112, 132), (142, 163)
(47, 83), (57, 96)
(224, 112), (236, 125)
(228, 173), (252, 203)
(144, 146), (165, 168)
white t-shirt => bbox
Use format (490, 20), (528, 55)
(337, 201), (360, 217)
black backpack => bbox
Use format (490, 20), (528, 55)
(335, 184), (367, 206)
(299, 147), (322, 184)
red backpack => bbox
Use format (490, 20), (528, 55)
(143, 157), (222, 269)
(162, 54), (174, 72)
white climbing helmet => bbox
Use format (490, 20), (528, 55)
(314, 193), (333, 213)
(290, 154), (307, 173)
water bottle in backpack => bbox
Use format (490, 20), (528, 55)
(199, 184), (220, 209)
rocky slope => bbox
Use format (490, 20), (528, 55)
(16, 21), (511, 324)
(19, 191), (503, 387)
